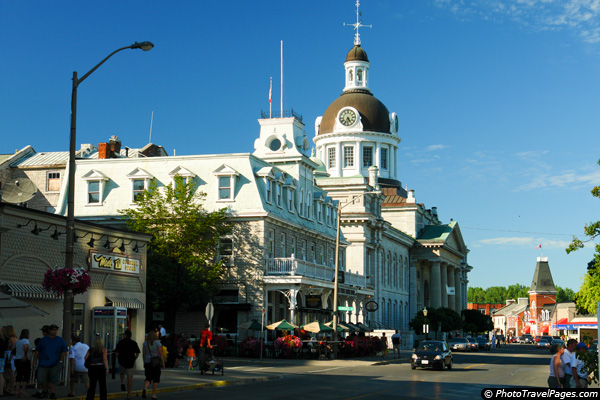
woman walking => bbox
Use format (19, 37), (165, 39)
(2, 326), (17, 396)
(14, 329), (31, 398)
(548, 343), (565, 388)
(85, 338), (109, 400)
(142, 331), (164, 399)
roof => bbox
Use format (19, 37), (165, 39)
(346, 45), (369, 62)
(417, 221), (457, 242)
(319, 91), (390, 135)
(529, 257), (557, 293)
(12, 151), (69, 167)
(0, 154), (13, 164)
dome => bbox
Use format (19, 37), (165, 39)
(310, 155), (330, 177)
(318, 90), (390, 135)
(346, 45), (369, 62)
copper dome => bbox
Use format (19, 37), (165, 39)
(346, 45), (369, 62)
(319, 90), (390, 135)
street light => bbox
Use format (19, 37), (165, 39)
(63, 41), (153, 343)
(332, 190), (380, 358)
(423, 307), (429, 340)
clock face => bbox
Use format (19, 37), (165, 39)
(339, 109), (357, 126)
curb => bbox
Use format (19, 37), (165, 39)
(56, 375), (282, 400)
(371, 358), (406, 366)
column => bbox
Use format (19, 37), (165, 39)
(430, 261), (441, 308)
(454, 269), (462, 312)
(409, 259), (418, 322)
(288, 288), (299, 324)
(375, 144), (381, 170)
(337, 142), (342, 177)
(447, 265), (456, 311)
(440, 263), (448, 308)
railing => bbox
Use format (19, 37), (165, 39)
(265, 257), (367, 288)
(260, 108), (303, 122)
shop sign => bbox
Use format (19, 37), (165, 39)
(305, 295), (322, 309)
(89, 250), (141, 275)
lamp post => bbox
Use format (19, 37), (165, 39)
(64, 41), (154, 343)
(332, 190), (380, 358)
(423, 307), (429, 340)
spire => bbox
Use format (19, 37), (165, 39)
(529, 257), (557, 294)
(344, 0), (372, 46)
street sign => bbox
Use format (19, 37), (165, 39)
(365, 300), (378, 312)
(205, 302), (215, 321)
(338, 306), (354, 311)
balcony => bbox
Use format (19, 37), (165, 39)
(265, 257), (367, 288)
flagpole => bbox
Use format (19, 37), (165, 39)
(269, 77), (272, 118)
(280, 40), (283, 116)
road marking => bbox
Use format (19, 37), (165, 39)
(464, 363), (486, 369)
(244, 367), (273, 372)
(309, 366), (348, 373)
(345, 381), (420, 399)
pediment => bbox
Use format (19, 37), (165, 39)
(82, 169), (109, 181)
(169, 166), (196, 178)
(213, 164), (240, 176)
(255, 166), (276, 179)
(126, 168), (154, 179)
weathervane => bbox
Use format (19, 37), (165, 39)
(343, 0), (372, 46)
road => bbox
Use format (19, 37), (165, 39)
(152, 344), (554, 400)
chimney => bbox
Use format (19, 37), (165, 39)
(432, 207), (438, 218)
(98, 143), (109, 159)
(108, 135), (121, 157)
(368, 166), (379, 188)
(407, 189), (416, 203)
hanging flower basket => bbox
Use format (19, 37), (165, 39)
(42, 267), (91, 296)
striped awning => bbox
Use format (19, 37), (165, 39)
(3, 283), (60, 300)
(105, 296), (145, 309)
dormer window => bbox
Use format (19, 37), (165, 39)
(88, 181), (101, 204)
(169, 166), (196, 188)
(307, 193), (312, 219)
(218, 176), (232, 200)
(276, 183), (282, 207)
(317, 202), (322, 222)
(82, 169), (109, 206)
(299, 190), (304, 216)
(214, 164), (240, 202)
(266, 179), (273, 204)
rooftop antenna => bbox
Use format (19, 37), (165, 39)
(149, 111), (154, 143)
(343, 0), (372, 45)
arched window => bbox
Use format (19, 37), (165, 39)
(387, 252), (392, 288)
(399, 257), (404, 290)
(348, 69), (353, 82)
(357, 68), (363, 82)
(393, 254), (398, 288)
(299, 190), (304, 216)
(307, 193), (312, 219)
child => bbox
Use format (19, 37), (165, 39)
(186, 343), (196, 370)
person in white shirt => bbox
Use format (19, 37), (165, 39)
(14, 329), (31, 398)
(570, 342), (589, 388)
(158, 325), (166, 339)
(67, 336), (90, 397)
(391, 331), (402, 359)
(561, 339), (577, 388)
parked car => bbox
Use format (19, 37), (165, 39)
(476, 337), (491, 350)
(536, 338), (552, 349)
(549, 339), (565, 352)
(411, 340), (453, 371)
(522, 334), (534, 344)
(448, 337), (471, 352)
(466, 337), (479, 351)
(534, 335), (541, 343)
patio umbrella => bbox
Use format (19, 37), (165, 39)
(301, 321), (334, 334)
(238, 319), (263, 331)
(324, 321), (351, 332)
(355, 322), (373, 332)
(265, 319), (297, 331)
(0, 292), (48, 319)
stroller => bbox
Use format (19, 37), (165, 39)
(197, 345), (223, 376)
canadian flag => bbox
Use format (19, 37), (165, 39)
(536, 244), (542, 249)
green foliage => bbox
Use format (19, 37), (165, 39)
(566, 158), (600, 315)
(462, 309), (494, 334)
(467, 284), (529, 304)
(120, 176), (231, 325)
(409, 307), (463, 333)
(579, 334), (599, 384)
(555, 286), (576, 303)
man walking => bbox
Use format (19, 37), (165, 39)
(571, 342), (589, 388)
(391, 330), (402, 359)
(561, 338), (577, 388)
(67, 335), (89, 397)
(33, 324), (67, 399)
(114, 329), (140, 400)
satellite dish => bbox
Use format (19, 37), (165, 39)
(1, 178), (38, 204)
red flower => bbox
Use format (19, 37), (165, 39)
(42, 267), (91, 296)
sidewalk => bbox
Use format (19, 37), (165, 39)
(17, 353), (410, 400)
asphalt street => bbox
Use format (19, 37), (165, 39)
(150, 344), (556, 400)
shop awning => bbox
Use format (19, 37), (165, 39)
(523, 326), (531, 333)
(556, 318), (569, 325)
(3, 283), (60, 300)
(105, 296), (145, 309)
(540, 325), (549, 333)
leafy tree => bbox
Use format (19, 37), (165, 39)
(566, 158), (600, 314)
(462, 310), (494, 334)
(120, 176), (231, 330)
(555, 286), (576, 303)
(506, 284), (529, 300)
(409, 307), (462, 335)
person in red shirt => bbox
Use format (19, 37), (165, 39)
(200, 325), (212, 348)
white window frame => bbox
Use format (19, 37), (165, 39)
(363, 146), (373, 168)
(218, 236), (234, 266)
(267, 229), (275, 259)
(291, 237), (296, 258)
(381, 147), (388, 170)
(87, 180), (101, 205)
(299, 190), (304, 217)
(280, 233), (286, 257)
(126, 168), (155, 204)
(46, 171), (61, 192)
(213, 165), (239, 202)
(317, 202), (322, 222)
(343, 146), (354, 168)
(276, 183), (282, 207)
(307, 193), (312, 219)
(82, 169), (109, 206)
(288, 187), (295, 213)
(218, 176), (233, 201)
(265, 179), (273, 204)
(328, 147), (336, 169)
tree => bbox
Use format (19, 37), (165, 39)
(555, 286), (576, 303)
(120, 176), (231, 330)
(462, 310), (493, 334)
(409, 307), (462, 336)
(566, 158), (600, 314)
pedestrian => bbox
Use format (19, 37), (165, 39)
(33, 324), (67, 399)
(391, 330), (401, 359)
(14, 329), (31, 398)
(0, 328), (6, 396)
(548, 343), (565, 388)
(570, 342), (589, 388)
(381, 332), (388, 358)
(186, 343), (196, 370)
(142, 330), (164, 400)
(114, 329), (140, 400)
(31, 329), (48, 399)
(3, 326), (17, 396)
(67, 335), (90, 397)
(562, 338), (577, 388)
(158, 324), (166, 339)
(85, 337), (109, 400)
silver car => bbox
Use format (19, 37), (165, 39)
(448, 337), (470, 352)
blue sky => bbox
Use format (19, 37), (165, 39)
(2, 0), (599, 292)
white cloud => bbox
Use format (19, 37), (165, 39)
(516, 167), (600, 190)
(427, 144), (448, 151)
(477, 236), (571, 248)
(433, 0), (600, 43)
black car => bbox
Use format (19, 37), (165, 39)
(521, 334), (534, 344)
(549, 339), (564, 353)
(476, 337), (491, 350)
(411, 340), (453, 371)
(536, 338), (552, 349)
